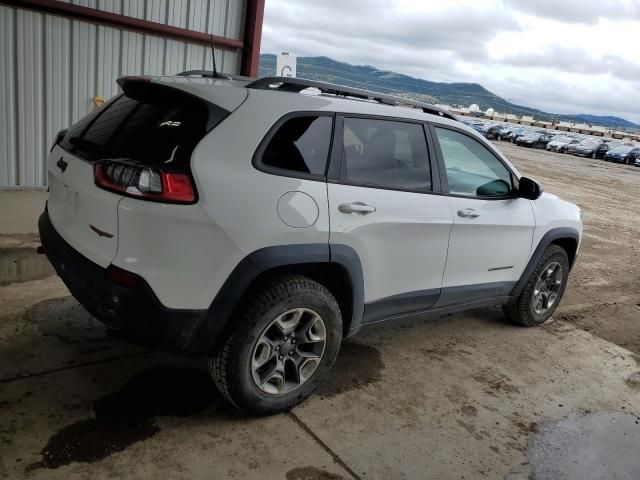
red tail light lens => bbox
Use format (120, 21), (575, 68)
(94, 160), (196, 204)
(162, 172), (197, 203)
(105, 264), (140, 289)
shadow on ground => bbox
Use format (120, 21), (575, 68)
(27, 366), (227, 470)
(25, 334), (385, 470)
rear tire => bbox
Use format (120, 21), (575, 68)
(503, 245), (570, 327)
(210, 275), (342, 415)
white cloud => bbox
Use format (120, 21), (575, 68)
(261, 0), (640, 123)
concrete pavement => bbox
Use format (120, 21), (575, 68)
(1, 287), (639, 479)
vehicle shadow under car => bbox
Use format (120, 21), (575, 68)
(5, 295), (393, 470)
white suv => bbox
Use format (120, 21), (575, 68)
(39, 74), (583, 414)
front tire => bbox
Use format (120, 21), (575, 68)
(210, 275), (342, 415)
(503, 245), (570, 327)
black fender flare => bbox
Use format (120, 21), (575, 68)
(510, 227), (580, 298)
(198, 243), (365, 353)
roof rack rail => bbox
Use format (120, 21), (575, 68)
(246, 76), (458, 121)
(175, 71), (254, 82)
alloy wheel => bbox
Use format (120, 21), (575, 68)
(532, 262), (563, 315)
(251, 308), (327, 396)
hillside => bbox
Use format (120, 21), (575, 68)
(259, 54), (638, 129)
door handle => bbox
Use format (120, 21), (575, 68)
(457, 208), (480, 218)
(339, 202), (376, 215)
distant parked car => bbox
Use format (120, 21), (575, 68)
(509, 129), (528, 143)
(567, 139), (606, 158)
(546, 136), (579, 153)
(486, 125), (511, 140)
(469, 122), (489, 135)
(604, 145), (640, 164)
(516, 133), (553, 148)
(603, 141), (634, 154)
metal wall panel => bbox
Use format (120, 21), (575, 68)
(71, 20), (97, 124)
(122, 0), (145, 19)
(225, 0), (245, 40)
(97, 25), (121, 99)
(56, 0), (245, 36)
(208, 0), (227, 36)
(167, 0), (188, 28)
(186, 44), (206, 71)
(16, 10), (45, 187)
(121, 30), (144, 75)
(0, 7), (17, 186)
(165, 0), (188, 75)
(0, 0), (247, 187)
(97, 0), (120, 13)
(189, 0), (209, 32)
(44, 15), (72, 167)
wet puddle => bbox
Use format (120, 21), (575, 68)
(30, 366), (225, 470)
(528, 410), (640, 479)
(0, 248), (53, 286)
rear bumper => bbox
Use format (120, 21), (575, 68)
(38, 210), (211, 356)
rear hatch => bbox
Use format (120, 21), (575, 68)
(47, 77), (246, 268)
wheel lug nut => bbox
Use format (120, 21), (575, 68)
(291, 339), (296, 344)
(279, 355), (283, 360)
(275, 345), (280, 351)
(289, 351), (294, 356)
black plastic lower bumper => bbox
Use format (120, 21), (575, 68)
(38, 210), (211, 356)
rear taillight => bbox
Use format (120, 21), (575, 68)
(106, 264), (141, 289)
(94, 160), (196, 204)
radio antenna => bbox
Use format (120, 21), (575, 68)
(210, 35), (218, 77)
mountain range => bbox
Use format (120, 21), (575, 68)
(259, 54), (638, 129)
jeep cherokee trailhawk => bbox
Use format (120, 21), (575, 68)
(39, 74), (583, 414)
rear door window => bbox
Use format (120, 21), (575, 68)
(340, 118), (431, 192)
(60, 84), (224, 165)
(259, 115), (333, 176)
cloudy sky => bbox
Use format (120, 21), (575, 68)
(261, 0), (640, 123)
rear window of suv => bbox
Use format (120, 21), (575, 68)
(60, 82), (228, 165)
(259, 115), (333, 176)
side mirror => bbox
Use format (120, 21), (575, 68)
(476, 179), (511, 197)
(518, 176), (543, 200)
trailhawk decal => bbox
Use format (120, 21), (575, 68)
(488, 265), (514, 272)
